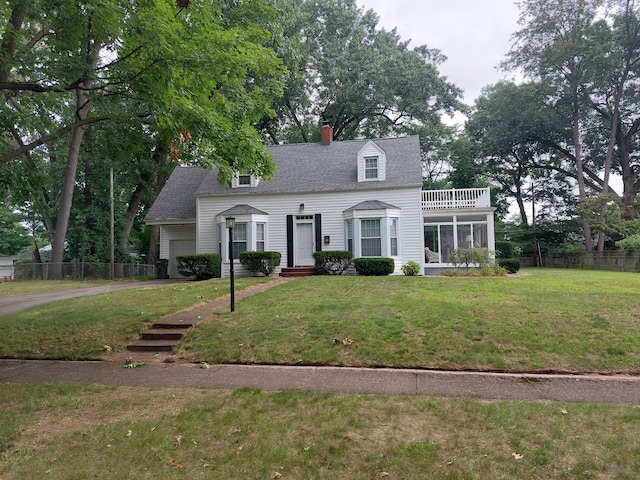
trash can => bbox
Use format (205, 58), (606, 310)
(155, 259), (169, 279)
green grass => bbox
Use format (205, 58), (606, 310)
(3, 269), (640, 373)
(0, 279), (121, 298)
(182, 269), (640, 374)
(1, 382), (639, 479)
(0, 278), (273, 359)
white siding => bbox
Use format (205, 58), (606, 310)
(197, 187), (424, 276)
(159, 224), (196, 261)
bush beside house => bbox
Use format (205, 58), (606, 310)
(354, 257), (394, 276)
(313, 251), (352, 275)
(176, 254), (222, 280)
(239, 251), (281, 276)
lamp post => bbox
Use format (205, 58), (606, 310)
(226, 217), (235, 312)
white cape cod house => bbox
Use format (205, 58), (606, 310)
(145, 128), (495, 277)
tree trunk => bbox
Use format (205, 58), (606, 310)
(571, 89), (592, 251)
(147, 224), (159, 264)
(49, 84), (92, 279)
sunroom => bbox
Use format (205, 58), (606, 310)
(422, 188), (496, 273)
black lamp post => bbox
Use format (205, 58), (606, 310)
(226, 217), (235, 312)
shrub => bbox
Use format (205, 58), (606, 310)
(176, 254), (222, 280)
(313, 250), (352, 275)
(550, 242), (585, 257)
(495, 241), (515, 259)
(401, 260), (421, 276)
(353, 257), (394, 276)
(239, 251), (281, 276)
(448, 248), (494, 271)
(498, 258), (521, 274)
(616, 233), (640, 253)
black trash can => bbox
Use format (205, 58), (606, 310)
(155, 259), (169, 279)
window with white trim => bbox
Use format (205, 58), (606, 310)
(238, 171), (251, 186)
(361, 219), (382, 256)
(232, 223), (247, 259)
(390, 218), (398, 256)
(232, 170), (260, 188)
(346, 219), (353, 254)
(364, 156), (379, 179)
(256, 223), (265, 251)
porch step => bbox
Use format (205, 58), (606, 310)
(280, 266), (316, 277)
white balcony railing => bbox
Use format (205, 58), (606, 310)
(421, 188), (491, 210)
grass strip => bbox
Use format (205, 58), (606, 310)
(1, 382), (639, 479)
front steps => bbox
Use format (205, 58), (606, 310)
(126, 320), (195, 352)
(280, 266), (316, 277)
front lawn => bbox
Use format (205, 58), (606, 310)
(2, 269), (640, 374)
(0, 278), (272, 359)
(182, 269), (640, 374)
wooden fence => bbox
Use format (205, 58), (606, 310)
(541, 252), (640, 272)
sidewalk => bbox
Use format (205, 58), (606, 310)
(1, 359), (639, 405)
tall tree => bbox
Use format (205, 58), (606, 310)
(505, 0), (609, 250)
(258, 0), (464, 148)
(1, 0), (285, 276)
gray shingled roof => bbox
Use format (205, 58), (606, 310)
(219, 204), (269, 216)
(147, 136), (421, 221)
(146, 166), (205, 221)
(344, 200), (400, 212)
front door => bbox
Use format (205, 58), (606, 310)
(295, 222), (314, 266)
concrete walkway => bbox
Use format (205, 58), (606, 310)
(1, 359), (639, 405)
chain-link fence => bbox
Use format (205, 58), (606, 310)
(12, 262), (156, 280)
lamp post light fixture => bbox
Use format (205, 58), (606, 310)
(226, 217), (235, 312)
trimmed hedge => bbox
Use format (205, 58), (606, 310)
(313, 250), (352, 275)
(239, 251), (281, 276)
(498, 258), (521, 274)
(353, 257), (394, 276)
(176, 254), (222, 280)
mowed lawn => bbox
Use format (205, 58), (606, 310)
(2, 269), (640, 373)
(182, 268), (640, 374)
(2, 269), (640, 479)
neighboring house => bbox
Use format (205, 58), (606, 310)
(146, 125), (495, 278)
(0, 256), (16, 280)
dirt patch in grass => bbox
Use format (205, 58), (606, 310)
(15, 387), (210, 450)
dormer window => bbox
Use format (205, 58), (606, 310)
(357, 141), (386, 182)
(232, 170), (259, 188)
(238, 171), (251, 186)
(365, 156), (379, 179)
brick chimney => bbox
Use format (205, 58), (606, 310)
(321, 121), (333, 145)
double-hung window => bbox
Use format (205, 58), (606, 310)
(232, 223), (247, 259)
(364, 156), (379, 179)
(256, 223), (265, 251)
(361, 219), (382, 256)
(390, 218), (398, 256)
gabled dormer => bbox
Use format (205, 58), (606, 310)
(231, 169), (260, 188)
(357, 140), (386, 182)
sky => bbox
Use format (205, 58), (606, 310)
(356, 0), (522, 124)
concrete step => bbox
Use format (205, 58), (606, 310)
(152, 319), (197, 329)
(126, 339), (180, 352)
(140, 328), (190, 341)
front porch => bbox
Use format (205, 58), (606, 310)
(421, 188), (495, 272)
